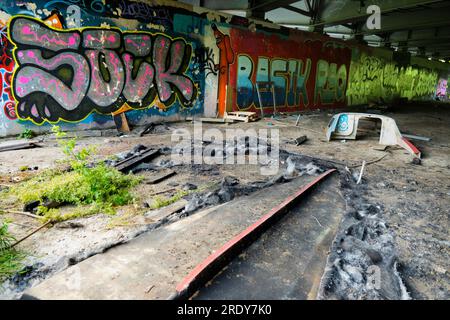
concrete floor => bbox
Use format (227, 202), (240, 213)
(0, 102), (449, 300)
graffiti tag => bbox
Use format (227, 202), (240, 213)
(9, 16), (197, 124)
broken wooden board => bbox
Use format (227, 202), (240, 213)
(113, 113), (130, 134)
(113, 149), (160, 173)
(144, 170), (176, 185)
(0, 140), (41, 152)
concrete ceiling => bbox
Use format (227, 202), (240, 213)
(182, 0), (450, 61)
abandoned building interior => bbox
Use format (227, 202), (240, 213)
(0, 0), (448, 301)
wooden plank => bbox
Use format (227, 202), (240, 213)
(0, 140), (41, 152)
(186, 117), (235, 123)
(144, 170), (176, 185)
(113, 113), (130, 133)
(227, 112), (256, 116)
(114, 149), (160, 173)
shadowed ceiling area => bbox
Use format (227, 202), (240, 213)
(181, 0), (450, 62)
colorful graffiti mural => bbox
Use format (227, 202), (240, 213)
(0, 22), (16, 120)
(347, 52), (439, 105)
(0, 0), (446, 136)
(436, 78), (448, 98)
(229, 28), (352, 112)
(212, 23), (234, 117)
(9, 16), (197, 124)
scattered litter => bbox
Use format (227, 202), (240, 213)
(167, 182), (179, 187)
(113, 148), (160, 173)
(183, 183), (198, 191)
(349, 153), (389, 169)
(144, 170), (176, 185)
(356, 161), (366, 185)
(131, 163), (158, 174)
(23, 200), (40, 213)
(294, 135), (308, 146)
(401, 133), (431, 142)
(295, 114), (301, 126)
(373, 145), (389, 151)
(284, 157), (299, 179)
(55, 222), (84, 229)
(145, 285), (155, 294)
(139, 123), (173, 136)
(313, 216), (323, 228)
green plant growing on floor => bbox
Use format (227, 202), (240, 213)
(18, 129), (34, 139)
(7, 126), (142, 222)
(148, 182), (218, 210)
(149, 190), (190, 210)
(0, 221), (25, 281)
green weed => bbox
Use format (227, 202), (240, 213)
(6, 126), (142, 223)
(18, 129), (34, 139)
(0, 221), (25, 281)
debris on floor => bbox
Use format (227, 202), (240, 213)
(295, 135), (308, 146)
(0, 104), (448, 301)
(0, 140), (42, 153)
(111, 147), (161, 173)
(318, 170), (411, 300)
(326, 113), (421, 158)
(139, 123), (173, 136)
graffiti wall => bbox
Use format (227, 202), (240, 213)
(10, 16), (197, 124)
(0, 0), (446, 136)
(229, 31), (351, 113)
(0, 0), (206, 136)
(347, 49), (440, 105)
(436, 78), (448, 100)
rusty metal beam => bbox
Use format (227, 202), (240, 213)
(172, 169), (337, 300)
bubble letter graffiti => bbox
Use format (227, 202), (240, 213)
(9, 16), (197, 124)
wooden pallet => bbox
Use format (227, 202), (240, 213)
(225, 111), (259, 123)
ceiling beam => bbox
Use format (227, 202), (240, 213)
(282, 5), (313, 17)
(310, 0), (447, 28)
(250, 0), (298, 12)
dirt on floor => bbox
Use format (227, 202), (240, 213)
(0, 102), (448, 300)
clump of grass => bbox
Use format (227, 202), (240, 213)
(149, 190), (190, 210)
(6, 126), (142, 222)
(147, 182), (218, 210)
(0, 221), (14, 251)
(0, 221), (25, 281)
(18, 129), (34, 139)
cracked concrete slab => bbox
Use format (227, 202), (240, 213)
(24, 173), (342, 300)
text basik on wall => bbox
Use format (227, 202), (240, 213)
(0, 0), (446, 136)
